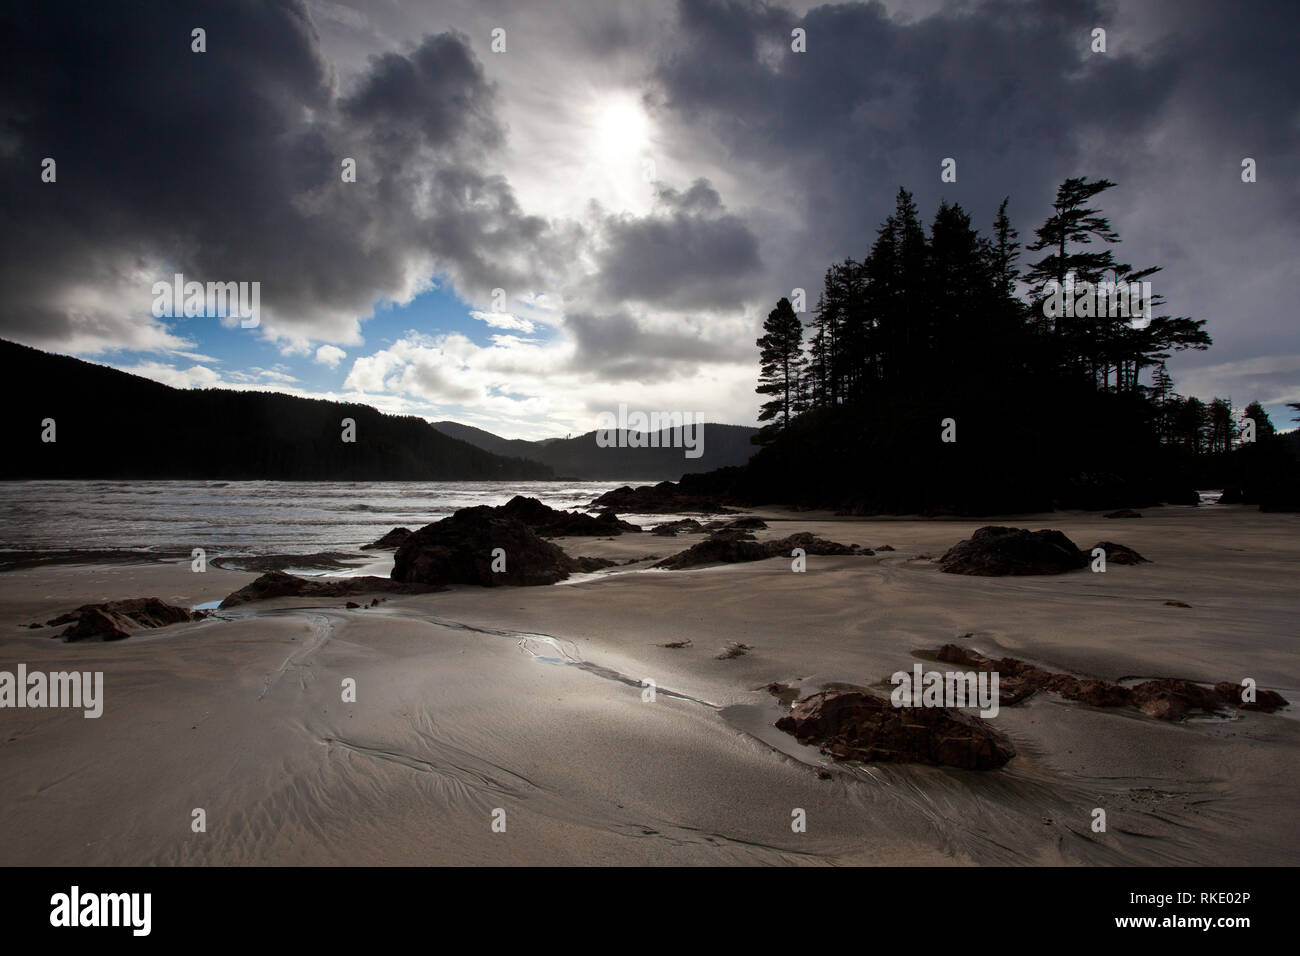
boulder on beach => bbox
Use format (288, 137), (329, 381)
(1104, 509), (1143, 519)
(1090, 541), (1149, 565)
(938, 526), (1088, 576)
(219, 570), (436, 608)
(776, 689), (1016, 770)
(46, 598), (205, 642)
(590, 481), (735, 514)
(391, 507), (589, 587)
(500, 495), (640, 536)
(361, 527), (412, 550)
(653, 531), (863, 570)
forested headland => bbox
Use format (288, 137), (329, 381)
(709, 177), (1297, 514)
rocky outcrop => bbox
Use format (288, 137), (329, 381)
(929, 643), (1289, 719)
(590, 481), (736, 514)
(938, 526), (1088, 575)
(653, 532), (864, 570)
(1214, 681), (1290, 712)
(702, 516), (767, 531)
(1090, 541), (1149, 565)
(1104, 509), (1143, 519)
(46, 598), (206, 642)
(651, 518), (704, 536)
(776, 689), (1016, 770)
(361, 527), (413, 550)
(500, 495), (639, 536)
(390, 507), (613, 587)
(219, 570), (436, 608)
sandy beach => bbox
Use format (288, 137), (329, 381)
(1, 504), (1296, 866)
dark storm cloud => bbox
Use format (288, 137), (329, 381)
(0, 0), (561, 352)
(595, 178), (762, 308)
(650, 0), (1300, 412)
(655, 0), (1181, 264)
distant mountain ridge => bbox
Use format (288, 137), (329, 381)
(432, 420), (759, 481)
(0, 340), (550, 481)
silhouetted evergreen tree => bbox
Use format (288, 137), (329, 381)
(754, 296), (805, 441)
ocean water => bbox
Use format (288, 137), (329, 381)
(0, 479), (649, 560)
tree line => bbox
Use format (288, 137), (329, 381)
(743, 178), (1295, 513)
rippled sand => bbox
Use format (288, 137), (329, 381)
(1, 504), (1296, 865)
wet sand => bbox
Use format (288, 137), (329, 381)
(1, 504), (1296, 865)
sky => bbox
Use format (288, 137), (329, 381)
(2, 0), (1297, 439)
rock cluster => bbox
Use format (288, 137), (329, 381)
(930, 643), (1288, 719)
(938, 526), (1146, 575)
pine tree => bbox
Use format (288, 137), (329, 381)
(1024, 177), (1120, 372)
(989, 196), (1020, 300)
(755, 297), (806, 436)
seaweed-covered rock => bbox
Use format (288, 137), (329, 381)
(392, 507), (578, 587)
(776, 690), (1016, 770)
(47, 598), (205, 642)
(927, 643), (1289, 719)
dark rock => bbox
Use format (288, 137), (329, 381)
(1213, 682), (1289, 712)
(926, 643), (1288, 719)
(705, 528), (757, 541)
(361, 527), (412, 550)
(775, 690), (1016, 770)
(391, 507), (579, 587)
(1090, 541), (1149, 565)
(47, 597), (205, 642)
(1165, 600), (1192, 608)
(500, 495), (639, 536)
(27, 622), (42, 629)
(1104, 509), (1143, 519)
(876, 544), (895, 551)
(651, 518), (703, 536)
(345, 601), (361, 609)
(1217, 487), (1247, 504)
(573, 556), (617, 573)
(1128, 679), (1226, 721)
(220, 570), (436, 607)
(938, 526), (1087, 576)
(590, 481), (736, 515)
(653, 531), (860, 570)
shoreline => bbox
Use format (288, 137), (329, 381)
(1, 505), (1297, 865)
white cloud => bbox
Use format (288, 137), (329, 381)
(114, 362), (223, 390)
(315, 344), (347, 368)
(469, 310), (536, 333)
